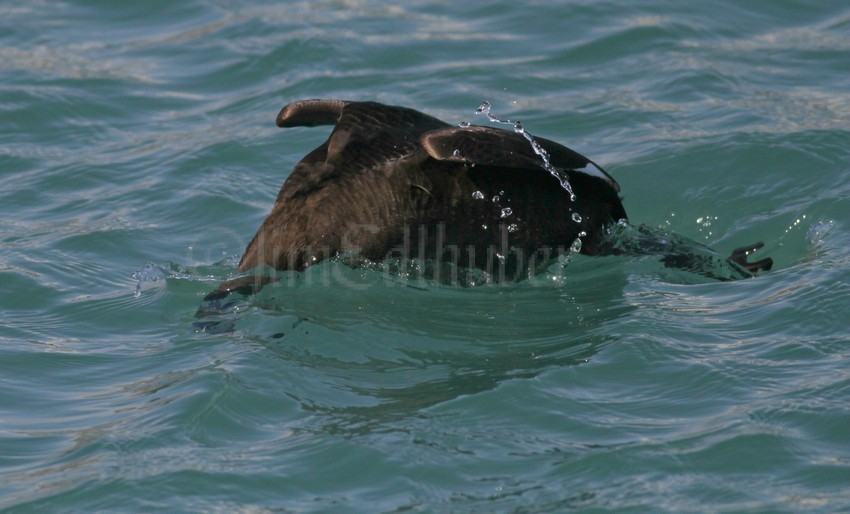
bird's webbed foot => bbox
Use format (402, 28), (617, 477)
(728, 242), (773, 275)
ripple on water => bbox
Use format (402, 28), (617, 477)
(2, 0), (850, 511)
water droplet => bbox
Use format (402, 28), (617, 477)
(473, 100), (577, 201)
(571, 212), (582, 223)
(481, 224), (488, 230)
(579, 231), (587, 237)
(570, 238), (583, 254)
(500, 207), (513, 218)
(491, 195), (500, 203)
(458, 121), (471, 128)
(507, 223), (519, 233)
(495, 252), (506, 264)
(452, 148), (461, 157)
(471, 190), (484, 200)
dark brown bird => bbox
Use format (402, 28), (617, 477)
(207, 99), (770, 299)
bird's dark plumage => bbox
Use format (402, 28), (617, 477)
(201, 99), (771, 304)
(237, 99), (626, 278)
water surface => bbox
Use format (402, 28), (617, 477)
(2, 1), (849, 511)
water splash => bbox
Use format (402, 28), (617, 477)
(570, 237), (583, 254)
(131, 261), (234, 297)
(132, 262), (166, 297)
(470, 100), (585, 257)
(475, 100), (576, 202)
(806, 218), (834, 250)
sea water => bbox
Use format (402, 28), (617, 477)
(2, 1), (849, 511)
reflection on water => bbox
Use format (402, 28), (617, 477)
(183, 257), (634, 433)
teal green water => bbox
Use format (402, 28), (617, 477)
(2, 1), (849, 511)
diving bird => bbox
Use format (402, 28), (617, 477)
(207, 99), (771, 299)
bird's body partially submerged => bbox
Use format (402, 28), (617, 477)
(209, 99), (770, 299)
(239, 100), (625, 277)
